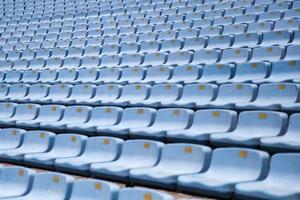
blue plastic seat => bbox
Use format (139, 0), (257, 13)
(191, 50), (221, 65)
(118, 188), (174, 200)
(75, 68), (99, 83)
(68, 179), (119, 200)
(228, 62), (270, 83)
(168, 109), (236, 142)
(260, 113), (300, 151)
(55, 137), (123, 174)
(232, 33), (260, 48)
(140, 66), (172, 84)
(40, 106), (92, 131)
(54, 84), (96, 105)
(182, 37), (206, 51)
(4, 172), (74, 200)
(142, 53), (167, 67)
(251, 46), (284, 62)
(206, 35), (233, 49)
(0, 103), (40, 126)
(44, 58), (62, 70)
(208, 84), (258, 108)
(0, 131), (55, 162)
(178, 148), (269, 199)
(160, 39), (182, 52)
(221, 48), (251, 64)
(235, 153), (300, 200)
(0, 128), (25, 150)
(140, 41), (160, 53)
(97, 107), (156, 137)
(0, 84), (29, 101)
(90, 140), (163, 180)
(16, 84), (48, 103)
(35, 84), (72, 104)
(275, 19), (300, 31)
(165, 51), (193, 66)
(0, 166), (35, 198)
(130, 108), (193, 139)
(164, 84), (217, 108)
(67, 107), (122, 133)
(199, 26), (222, 37)
(17, 105), (65, 128)
(116, 67), (146, 84)
(285, 45), (300, 60)
(4, 71), (22, 84)
(79, 84), (122, 105)
(237, 83), (299, 110)
(210, 111), (288, 147)
(198, 64), (234, 83)
(120, 53), (143, 67)
(97, 68), (121, 83)
(134, 84), (182, 107)
(24, 134), (87, 168)
(20, 70), (39, 84)
(167, 65), (201, 84)
(261, 30), (291, 46)
(130, 144), (211, 189)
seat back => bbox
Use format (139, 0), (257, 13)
(149, 84), (182, 101)
(71, 84), (96, 99)
(207, 148), (269, 180)
(89, 107), (122, 125)
(237, 111), (288, 136)
(98, 68), (121, 82)
(48, 84), (72, 98)
(21, 131), (55, 151)
(62, 106), (91, 123)
(95, 84), (122, 100)
(171, 65), (201, 82)
(117, 188), (174, 200)
(0, 84), (9, 97)
(50, 134), (87, 156)
(37, 105), (65, 122)
(0, 128), (25, 149)
(69, 179), (119, 200)
(181, 84), (217, 102)
(28, 172), (74, 199)
(76, 68), (99, 82)
(119, 107), (155, 127)
(14, 103), (40, 120)
(217, 84), (257, 102)
(27, 84), (50, 98)
(119, 84), (150, 101)
(7, 84), (29, 97)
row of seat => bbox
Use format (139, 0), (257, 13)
(0, 103), (299, 150)
(0, 45), (299, 72)
(2, 29), (300, 58)
(2, 60), (299, 84)
(0, 165), (174, 200)
(1, 7), (300, 36)
(0, 133), (299, 199)
(2, 0), (300, 22)
(1, 82), (300, 110)
(1, 17), (300, 51)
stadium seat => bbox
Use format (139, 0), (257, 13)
(34, 84), (72, 104)
(235, 153), (300, 200)
(260, 113), (300, 152)
(20, 70), (39, 84)
(208, 84), (258, 108)
(24, 134), (87, 168)
(55, 137), (123, 174)
(236, 83), (299, 110)
(0, 128), (25, 150)
(167, 65), (201, 84)
(140, 66), (172, 84)
(167, 109), (237, 143)
(198, 64), (234, 83)
(17, 84), (50, 102)
(117, 188), (174, 200)
(210, 111), (288, 147)
(0, 166), (35, 198)
(130, 144), (211, 189)
(130, 108), (193, 139)
(68, 179), (119, 200)
(17, 105), (65, 128)
(97, 68), (121, 83)
(133, 84), (182, 107)
(178, 148), (269, 199)
(0, 131), (55, 162)
(40, 106), (92, 131)
(75, 68), (99, 84)
(0, 103), (40, 126)
(0, 84), (29, 102)
(163, 84), (217, 108)
(90, 140), (163, 180)
(116, 67), (146, 84)
(4, 172), (74, 200)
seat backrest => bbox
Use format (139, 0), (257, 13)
(207, 148), (269, 180)
(143, 52), (167, 66)
(257, 83), (299, 103)
(267, 153), (300, 184)
(251, 46), (284, 62)
(157, 144), (212, 173)
(192, 49), (220, 64)
(14, 103), (40, 119)
(0, 128), (26, 148)
(28, 172), (74, 199)
(0, 102), (17, 118)
(171, 65), (201, 82)
(76, 68), (99, 82)
(61, 106), (91, 123)
(119, 107), (155, 127)
(217, 84), (257, 102)
(119, 84), (150, 101)
(83, 136), (123, 160)
(98, 68), (121, 82)
(143, 66), (172, 82)
(237, 111), (288, 136)
(119, 67), (145, 82)
(7, 83), (29, 97)
(71, 84), (96, 98)
(5, 71), (21, 82)
(48, 84), (72, 98)
(56, 69), (78, 81)
(193, 109), (237, 132)
(200, 64), (233, 81)
(89, 107), (122, 125)
(95, 84), (122, 100)
(37, 105), (65, 121)
(21, 70), (39, 82)
(0, 166), (35, 196)
(153, 108), (193, 130)
(50, 134), (87, 156)
(181, 84), (217, 102)
(270, 60), (300, 78)
(27, 84), (50, 97)
(81, 56), (100, 68)
(117, 188), (174, 200)
(39, 69), (58, 82)
(0, 84), (9, 97)
(286, 113), (300, 137)
(234, 62), (270, 81)
(149, 84), (182, 101)
(21, 131), (55, 151)
(69, 179), (119, 200)
(118, 140), (163, 165)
